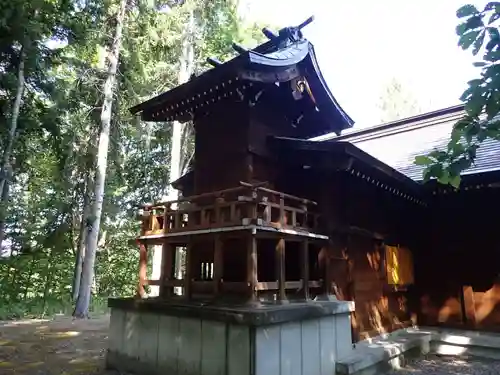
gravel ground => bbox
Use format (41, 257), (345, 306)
(388, 355), (500, 375)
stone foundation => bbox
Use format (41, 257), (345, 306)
(106, 298), (355, 375)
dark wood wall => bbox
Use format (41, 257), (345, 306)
(194, 103), (252, 194)
(416, 185), (500, 331)
(270, 164), (424, 340)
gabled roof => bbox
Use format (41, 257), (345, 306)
(318, 105), (500, 181)
(129, 18), (353, 138)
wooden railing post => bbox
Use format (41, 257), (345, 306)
(276, 238), (286, 302)
(302, 239), (310, 300)
(137, 241), (148, 298)
(213, 235), (223, 295)
(247, 232), (258, 303)
(160, 242), (174, 298)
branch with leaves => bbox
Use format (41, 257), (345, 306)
(417, 2), (500, 187)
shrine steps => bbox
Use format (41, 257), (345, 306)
(335, 327), (500, 375)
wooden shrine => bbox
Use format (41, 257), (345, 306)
(129, 16), (354, 305)
(106, 17), (436, 375)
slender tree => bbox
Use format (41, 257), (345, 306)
(73, 0), (128, 318)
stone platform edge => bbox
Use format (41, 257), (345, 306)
(336, 326), (500, 375)
(108, 297), (355, 326)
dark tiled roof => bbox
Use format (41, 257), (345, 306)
(318, 105), (500, 181)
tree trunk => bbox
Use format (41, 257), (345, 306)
(0, 48), (25, 249)
(72, 176), (91, 301)
(0, 170), (11, 252)
(73, 0), (128, 318)
(151, 9), (195, 297)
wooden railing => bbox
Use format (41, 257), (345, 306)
(139, 182), (320, 237)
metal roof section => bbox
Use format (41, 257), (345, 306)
(129, 17), (353, 137)
(316, 105), (500, 181)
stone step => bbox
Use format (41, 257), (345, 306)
(335, 329), (431, 375)
(336, 327), (500, 375)
(427, 327), (500, 360)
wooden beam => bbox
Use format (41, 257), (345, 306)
(302, 239), (310, 300)
(137, 242), (148, 298)
(276, 238), (286, 301)
(462, 286), (477, 326)
(247, 233), (258, 302)
(256, 280), (321, 291)
(160, 242), (174, 298)
(213, 235), (223, 295)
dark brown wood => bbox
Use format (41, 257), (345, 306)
(302, 239), (310, 300)
(247, 234), (258, 302)
(137, 242), (148, 298)
(276, 238), (286, 301)
(160, 242), (174, 298)
(213, 235), (223, 294)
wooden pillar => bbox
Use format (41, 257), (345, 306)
(137, 241), (148, 298)
(301, 239), (310, 300)
(276, 238), (286, 302)
(184, 240), (193, 299)
(247, 233), (258, 302)
(160, 242), (174, 298)
(462, 286), (476, 327)
(213, 235), (223, 295)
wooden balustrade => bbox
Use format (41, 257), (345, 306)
(139, 182), (321, 237)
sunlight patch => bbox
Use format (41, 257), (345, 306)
(43, 330), (81, 338)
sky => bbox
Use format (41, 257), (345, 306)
(242, 0), (489, 130)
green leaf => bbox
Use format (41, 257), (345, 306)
(449, 174), (462, 188)
(437, 169), (451, 185)
(457, 4), (479, 18)
(414, 155), (433, 165)
(466, 15), (485, 30)
(472, 30), (486, 55)
(465, 91), (485, 117)
(459, 30), (482, 49)
(486, 93), (500, 119)
(488, 12), (500, 24)
(449, 141), (466, 156)
(485, 2), (500, 11)
(487, 26), (500, 40)
(484, 49), (500, 61)
(456, 22), (469, 36)
(425, 163), (445, 181)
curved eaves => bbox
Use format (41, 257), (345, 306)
(305, 43), (354, 133)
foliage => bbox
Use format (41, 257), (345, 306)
(417, 2), (500, 187)
(378, 77), (424, 123)
(0, 0), (269, 318)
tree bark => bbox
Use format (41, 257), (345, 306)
(73, 0), (128, 318)
(151, 9), (195, 297)
(0, 47), (25, 249)
(72, 175), (92, 301)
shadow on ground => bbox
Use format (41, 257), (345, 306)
(0, 315), (124, 375)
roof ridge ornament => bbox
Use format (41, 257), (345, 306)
(263, 16), (314, 49)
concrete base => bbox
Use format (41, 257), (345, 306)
(106, 298), (355, 375)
